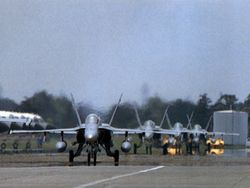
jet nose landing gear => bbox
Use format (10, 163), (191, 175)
(114, 150), (119, 166)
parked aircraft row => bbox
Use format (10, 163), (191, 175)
(2, 94), (239, 166)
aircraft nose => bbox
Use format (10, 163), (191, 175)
(145, 132), (153, 139)
(193, 136), (199, 143)
(85, 133), (97, 143)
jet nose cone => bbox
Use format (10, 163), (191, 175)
(193, 137), (199, 143)
(145, 132), (153, 139)
(168, 137), (175, 145)
(85, 134), (97, 143)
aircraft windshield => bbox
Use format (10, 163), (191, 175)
(194, 124), (202, 130)
(85, 114), (100, 124)
(174, 122), (183, 129)
(144, 120), (155, 128)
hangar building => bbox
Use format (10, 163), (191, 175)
(213, 110), (248, 146)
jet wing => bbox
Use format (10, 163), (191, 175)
(101, 123), (145, 134)
(9, 127), (80, 135)
(207, 132), (240, 136)
(183, 129), (240, 136)
(184, 130), (207, 134)
(112, 128), (146, 135)
(100, 123), (150, 135)
(152, 129), (184, 135)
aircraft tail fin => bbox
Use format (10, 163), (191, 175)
(159, 106), (169, 128)
(109, 93), (123, 126)
(133, 104), (143, 128)
(186, 112), (194, 129)
(165, 111), (173, 129)
(205, 115), (213, 131)
(70, 93), (82, 127)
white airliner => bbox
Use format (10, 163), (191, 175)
(9, 94), (145, 166)
(0, 111), (47, 129)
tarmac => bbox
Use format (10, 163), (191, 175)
(0, 152), (250, 188)
(0, 165), (250, 188)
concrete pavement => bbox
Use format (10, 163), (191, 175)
(0, 165), (250, 188)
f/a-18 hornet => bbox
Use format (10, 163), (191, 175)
(10, 94), (144, 166)
(132, 105), (170, 154)
(185, 113), (239, 152)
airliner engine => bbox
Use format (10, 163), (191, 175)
(56, 141), (67, 152)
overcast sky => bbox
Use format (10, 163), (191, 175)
(1, 0), (250, 108)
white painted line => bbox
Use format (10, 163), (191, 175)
(74, 166), (164, 188)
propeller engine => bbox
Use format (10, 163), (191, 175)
(56, 140), (67, 152)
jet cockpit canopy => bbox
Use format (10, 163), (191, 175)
(173, 122), (183, 130)
(144, 120), (156, 129)
(193, 124), (202, 130)
(85, 114), (101, 125)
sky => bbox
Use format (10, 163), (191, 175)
(1, 0), (250, 109)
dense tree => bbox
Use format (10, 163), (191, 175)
(243, 94), (250, 133)
(105, 102), (137, 128)
(18, 91), (55, 117)
(193, 93), (212, 129)
(213, 94), (238, 111)
(166, 99), (195, 128)
(0, 98), (18, 111)
(18, 91), (76, 128)
(141, 96), (167, 124)
(77, 103), (100, 123)
(0, 89), (249, 136)
(53, 96), (77, 128)
(243, 94), (250, 112)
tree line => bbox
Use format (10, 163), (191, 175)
(0, 90), (250, 134)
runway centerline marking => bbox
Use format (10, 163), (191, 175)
(74, 166), (164, 188)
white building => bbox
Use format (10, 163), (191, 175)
(213, 110), (248, 146)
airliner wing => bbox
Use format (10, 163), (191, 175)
(9, 127), (80, 134)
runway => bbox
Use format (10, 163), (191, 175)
(0, 165), (250, 188)
(0, 152), (250, 187)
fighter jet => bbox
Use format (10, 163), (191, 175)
(185, 114), (239, 153)
(9, 94), (144, 166)
(162, 112), (190, 153)
(131, 106), (170, 154)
